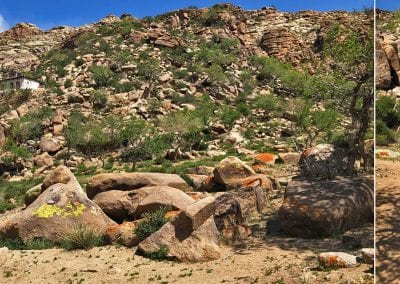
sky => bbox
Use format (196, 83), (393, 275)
(0, 0), (374, 31)
(376, 0), (399, 11)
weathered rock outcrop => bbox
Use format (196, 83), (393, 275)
(0, 182), (116, 242)
(93, 186), (194, 221)
(138, 217), (220, 263)
(86, 172), (191, 199)
(300, 144), (349, 178)
(278, 177), (373, 238)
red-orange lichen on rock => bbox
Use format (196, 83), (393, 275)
(165, 210), (181, 221)
(255, 153), (276, 165)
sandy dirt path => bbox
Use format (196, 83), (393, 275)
(376, 159), (400, 283)
(0, 237), (372, 284)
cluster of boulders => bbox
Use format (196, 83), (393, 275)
(1, 155), (274, 262)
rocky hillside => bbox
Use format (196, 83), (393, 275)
(0, 5), (374, 282)
(0, 4), (373, 183)
(376, 9), (400, 145)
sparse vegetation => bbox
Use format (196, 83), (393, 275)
(135, 207), (169, 241)
(60, 225), (104, 250)
(0, 178), (43, 213)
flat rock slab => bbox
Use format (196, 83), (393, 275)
(86, 172), (192, 199)
(278, 177), (373, 238)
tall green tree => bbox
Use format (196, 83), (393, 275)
(321, 24), (373, 174)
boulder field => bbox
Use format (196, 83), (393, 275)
(0, 154), (373, 263)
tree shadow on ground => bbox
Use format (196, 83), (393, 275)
(376, 185), (400, 283)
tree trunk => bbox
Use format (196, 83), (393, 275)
(347, 87), (373, 175)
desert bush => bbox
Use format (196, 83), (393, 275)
(197, 39), (239, 68)
(143, 245), (169, 261)
(294, 102), (340, 146)
(98, 40), (112, 54)
(204, 64), (227, 83)
(197, 4), (227, 27)
(64, 79), (73, 88)
(9, 107), (54, 143)
(383, 9), (400, 33)
(46, 49), (77, 70)
(135, 207), (170, 241)
(0, 178), (42, 213)
(159, 109), (205, 154)
(376, 119), (397, 146)
(90, 91), (108, 109)
(0, 237), (26, 250)
(121, 134), (173, 169)
(170, 93), (196, 105)
(113, 81), (136, 93)
(253, 94), (283, 118)
(120, 118), (149, 146)
(219, 106), (241, 128)
(25, 238), (56, 250)
(60, 225), (104, 250)
(137, 57), (160, 81)
(376, 96), (400, 129)
(90, 65), (117, 87)
(163, 46), (192, 67)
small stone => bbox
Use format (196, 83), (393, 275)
(318, 252), (358, 268)
(361, 248), (374, 265)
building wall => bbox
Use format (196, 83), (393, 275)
(21, 79), (40, 90)
(0, 78), (39, 90)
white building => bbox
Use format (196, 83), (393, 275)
(0, 71), (40, 91)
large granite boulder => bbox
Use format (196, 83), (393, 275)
(300, 144), (349, 178)
(278, 177), (373, 238)
(213, 156), (256, 188)
(25, 166), (85, 206)
(93, 186), (194, 221)
(86, 172), (191, 199)
(138, 217), (220, 263)
(0, 183), (116, 242)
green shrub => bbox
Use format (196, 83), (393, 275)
(173, 69), (190, 80)
(197, 5), (227, 27)
(197, 39), (239, 68)
(90, 65), (117, 87)
(90, 91), (108, 109)
(143, 245), (169, 261)
(383, 10), (400, 33)
(205, 64), (226, 83)
(377, 96), (400, 129)
(9, 107), (54, 143)
(45, 49), (77, 70)
(0, 178), (42, 213)
(121, 134), (173, 169)
(219, 106), (241, 127)
(137, 57), (160, 81)
(64, 79), (73, 88)
(253, 94), (282, 118)
(0, 237), (26, 250)
(25, 238), (56, 250)
(0, 236), (54, 250)
(135, 207), (169, 241)
(60, 225), (104, 250)
(376, 119), (397, 146)
(170, 93), (196, 105)
(237, 102), (251, 117)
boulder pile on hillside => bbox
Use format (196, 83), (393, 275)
(0, 156), (274, 262)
